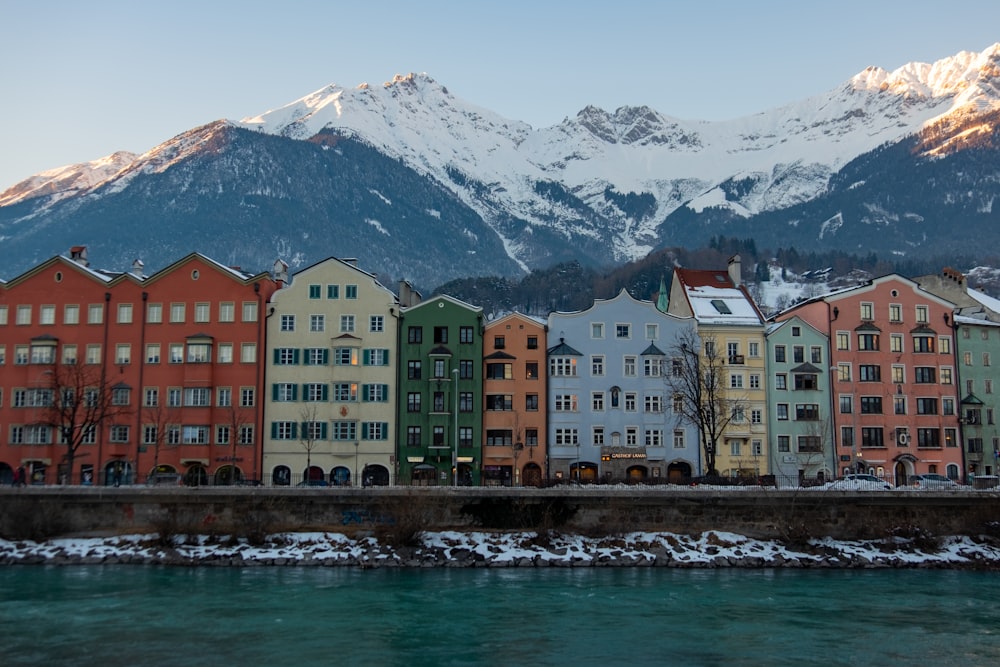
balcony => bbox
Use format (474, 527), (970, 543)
(728, 355), (745, 365)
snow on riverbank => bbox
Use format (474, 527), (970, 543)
(3, 530), (1000, 569)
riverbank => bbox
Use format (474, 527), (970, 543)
(4, 528), (1000, 569)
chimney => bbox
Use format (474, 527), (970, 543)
(942, 267), (966, 288)
(69, 246), (89, 267)
(272, 259), (289, 288)
(130, 259), (144, 278)
(727, 254), (742, 286)
(398, 280), (422, 307)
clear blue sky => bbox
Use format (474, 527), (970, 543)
(1, 0), (998, 188)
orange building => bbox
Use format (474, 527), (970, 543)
(481, 313), (547, 486)
(0, 249), (277, 486)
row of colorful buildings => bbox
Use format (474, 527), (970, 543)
(1, 248), (997, 487)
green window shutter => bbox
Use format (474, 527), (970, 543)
(362, 422), (370, 439)
(382, 350), (390, 366)
(362, 384), (370, 401)
(271, 384), (278, 401)
(362, 349), (371, 366)
(380, 384), (389, 402)
(272, 349), (280, 364)
(290, 423), (298, 439)
(320, 422), (328, 439)
(321, 348), (329, 365)
(270, 422), (278, 439)
(321, 384), (329, 401)
(293, 349), (301, 365)
(291, 385), (299, 401)
(378, 422), (389, 440)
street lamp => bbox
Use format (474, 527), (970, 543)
(354, 441), (359, 487)
(453, 367), (460, 486)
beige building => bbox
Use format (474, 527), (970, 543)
(262, 258), (404, 486)
(667, 256), (770, 478)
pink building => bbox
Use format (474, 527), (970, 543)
(776, 275), (962, 484)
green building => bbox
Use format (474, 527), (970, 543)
(397, 295), (484, 485)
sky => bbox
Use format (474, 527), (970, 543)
(1, 0), (999, 189)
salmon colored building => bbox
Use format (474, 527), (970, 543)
(776, 274), (962, 484)
(482, 313), (547, 486)
(0, 248), (277, 486)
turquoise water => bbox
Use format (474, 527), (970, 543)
(2, 567), (999, 666)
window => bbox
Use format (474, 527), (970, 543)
(433, 359), (446, 378)
(308, 284), (321, 299)
(407, 360), (422, 379)
(144, 388), (159, 407)
(340, 315), (355, 333)
(626, 427), (638, 447)
(242, 301), (258, 322)
(985, 352), (993, 367)
(749, 374), (761, 389)
(860, 397), (882, 414)
(861, 427), (884, 448)
(624, 356), (636, 376)
(943, 397), (955, 416)
(407, 393), (421, 412)
(217, 388), (232, 407)
(730, 440), (741, 457)
(334, 348), (358, 366)
(30, 344), (54, 364)
(168, 388), (182, 407)
(527, 336), (538, 349)
(913, 336), (934, 353)
(775, 374), (787, 390)
(38, 305), (54, 325)
(526, 394), (539, 411)
(748, 342), (760, 357)
(168, 344), (183, 364)
(592, 392), (605, 411)
(858, 334), (879, 351)
(460, 359), (474, 379)
(327, 284), (340, 299)
(774, 345), (786, 363)
(554, 394), (578, 412)
(184, 388), (210, 406)
(486, 363), (513, 380)
(673, 430), (686, 448)
(334, 383), (358, 402)
(364, 349), (389, 366)
(917, 428), (940, 448)
(798, 436), (822, 453)
(917, 398), (938, 415)
(894, 397), (906, 415)
(15, 305), (31, 325)
(370, 315), (384, 333)
(460, 327), (474, 344)
(810, 346), (822, 364)
(115, 344), (131, 365)
(487, 394), (514, 411)
(914, 367), (936, 384)
(777, 404), (789, 420)
(88, 303), (104, 324)
(408, 327), (422, 344)
(859, 365), (881, 382)
(916, 305), (929, 324)
(554, 428), (578, 446)
(219, 302), (235, 322)
(644, 395), (663, 413)
(363, 384), (388, 402)
(240, 388), (255, 407)
(194, 302), (209, 323)
(794, 373), (817, 390)
(549, 357), (577, 376)
(274, 383), (296, 402)
(591, 323), (604, 339)
(110, 425), (130, 443)
(169, 303), (184, 323)
(778, 436), (790, 452)
(345, 285), (358, 299)
(793, 346), (804, 363)
(273, 421), (297, 440)
(62, 304), (79, 325)
(616, 324), (630, 339)
(304, 348), (328, 366)
(795, 404), (820, 420)
(591, 355), (605, 376)
(939, 337), (951, 354)
(836, 364), (850, 382)
(274, 348), (299, 365)
(187, 343), (211, 363)
(406, 426), (421, 447)
(240, 343), (257, 363)
(890, 334), (903, 353)
(239, 426), (254, 446)
(891, 365), (904, 384)
(889, 304), (902, 322)
(860, 302), (873, 321)
(84, 344), (100, 365)
(730, 374), (744, 389)
(217, 343), (233, 364)
(525, 429), (538, 447)
(487, 430), (513, 446)
(433, 326), (448, 344)
(646, 324), (658, 340)
(624, 392), (637, 412)
(643, 358), (662, 377)
(526, 362), (538, 380)
(310, 314), (325, 332)
(836, 332), (849, 351)
(459, 392), (473, 412)
(839, 396), (853, 413)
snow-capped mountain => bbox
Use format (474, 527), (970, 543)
(2, 44), (999, 287)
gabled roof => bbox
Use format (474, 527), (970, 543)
(672, 268), (764, 326)
(640, 343), (665, 356)
(790, 362), (823, 374)
(547, 338), (583, 356)
(484, 350), (516, 360)
(402, 293), (482, 314)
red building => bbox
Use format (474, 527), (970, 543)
(0, 249), (277, 485)
(776, 275), (962, 483)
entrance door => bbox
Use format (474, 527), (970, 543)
(894, 461), (908, 487)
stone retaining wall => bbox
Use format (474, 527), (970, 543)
(2, 487), (999, 542)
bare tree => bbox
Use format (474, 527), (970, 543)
(299, 403), (324, 484)
(142, 399), (179, 483)
(40, 361), (130, 484)
(665, 329), (744, 477)
(220, 402), (254, 485)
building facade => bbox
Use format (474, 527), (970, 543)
(765, 316), (836, 486)
(0, 249), (277, 486)
(777, 274), (962, 483)
(547, 289), (700, 482)
(482, 313), (547, 486)
(397, 295), (483, 485)
(261, 258), (402, 487)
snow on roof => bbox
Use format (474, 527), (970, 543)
(968, 287), (1000, 315)
(685, 285), (762, 325)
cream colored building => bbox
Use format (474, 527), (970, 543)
(667, 256), (770, 478)
(262, 258), (405, 486)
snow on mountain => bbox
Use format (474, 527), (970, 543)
(3, 44), (1000, 269)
